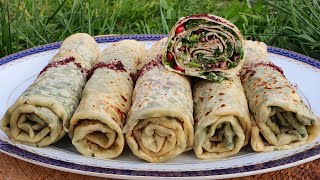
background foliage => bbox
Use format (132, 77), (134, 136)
(1, 0), (319, 60)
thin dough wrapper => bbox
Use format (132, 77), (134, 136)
(241, 40), (320, 151)
(1, 33), (100, 146)
(193, 77), (251, 159)
(123, 38), (194, 163)
(69, 40), (145, 158)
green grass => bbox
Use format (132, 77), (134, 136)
(0, 0), (319, 60)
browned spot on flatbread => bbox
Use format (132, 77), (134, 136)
(114, 107), (126, 121)
(258, 81), (267, 87)
(205, 110), (212, 116)
(240, 69), (256, 81)
(265, 86), (272, 89)
(256, 78), (262, 83)
(103, 104), (127, 121)
(120, 95), (127, 102)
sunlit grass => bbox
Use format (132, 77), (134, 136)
(0, 0), (319, 60)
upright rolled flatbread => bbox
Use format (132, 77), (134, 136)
(193, 77), (251, 159)
(240, 40), (320, 151)
(0, 33), (100, 146)
(68, 40), (145, 158)
(123, 38), (194, 163)
(163, 14), (244, 81)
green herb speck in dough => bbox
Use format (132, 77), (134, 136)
(228, 62), (238, 68)
(203, 72), (226, 82)
(188, 62), (202, 68)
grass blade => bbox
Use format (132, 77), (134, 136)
(46, 0), (67, 25)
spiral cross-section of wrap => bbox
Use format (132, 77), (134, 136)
(240, 40), (320, 151)
(163, 14), (244, 81)
(193, 77), (251, 159)
(68, 40), (145, 158)
(1, 33), (100, 146)
(123, 38), (194, 162)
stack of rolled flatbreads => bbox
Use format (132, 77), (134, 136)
(1, 13), (319, 163)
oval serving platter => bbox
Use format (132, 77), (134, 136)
(0, 34), (319, 179)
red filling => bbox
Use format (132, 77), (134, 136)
(87, 60), (126, 80)
(254, 62), (284, 76)
(174, 64), (185, 72)
(130, 72), (137, 84)
(38, 56), (88, 77)
(166, 51), (174, 62)
(240, 61), (285, 81)
(207, 61), (227, 69)
(136, 54), (163, 78)
(175, 24), (185, 35)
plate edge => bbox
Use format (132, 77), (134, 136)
(0, 140), (319, 178)
(0, 34), (319, 178)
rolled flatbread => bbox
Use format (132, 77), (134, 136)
(193, 77), (251, 159)
(163, 14), (244, 81)
(123, 38), (194, 162)
(240, 40), (320, 151)
(0, 33), (100, 146)
(68, 40), (145, 158)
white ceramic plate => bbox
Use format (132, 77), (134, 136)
(0, 35), (319, 179)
